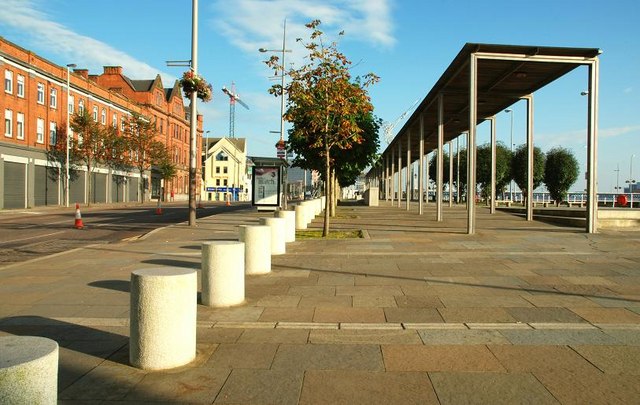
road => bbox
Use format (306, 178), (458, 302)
(0, 201), (251, 267)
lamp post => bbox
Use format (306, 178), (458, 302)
(260, 19), (292, 209)
(627, 154), (636, 189)
(65, 63), (76, 208)
(504, 109), (514, 201)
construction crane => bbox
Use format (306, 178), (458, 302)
(222, 82), (249, 138)
(382, 99), (420, 145)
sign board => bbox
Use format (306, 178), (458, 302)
(251, 166), (281, 207)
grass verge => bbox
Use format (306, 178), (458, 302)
(296, 229), (363, 239)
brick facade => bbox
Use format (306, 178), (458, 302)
(0, 36), (202, 209)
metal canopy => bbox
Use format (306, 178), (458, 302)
(384, 43), (601, 164)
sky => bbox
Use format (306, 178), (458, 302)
(1, 0), (638, 193)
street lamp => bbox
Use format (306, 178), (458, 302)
(65, 63), (76, 208)
(260, 19), (292, 208)
(627, 154), (636, 188)
(505, 108), (514, 201)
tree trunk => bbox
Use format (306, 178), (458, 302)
(139, 168), (145, 203)
(86, 162), (92, 207)
(322, 146), (331, 237)
(330, 168), (337, 217)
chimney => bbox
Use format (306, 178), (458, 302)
(73, 69), (89, 79)
(103, 66), (123, 75)
(88, 75), (98, 83)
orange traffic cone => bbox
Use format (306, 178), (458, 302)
(155, 198), (163, 215)
(74, 203), (84, 229)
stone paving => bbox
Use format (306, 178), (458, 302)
(1, 201), (639, 404)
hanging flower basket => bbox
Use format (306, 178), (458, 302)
(180, 71), (213, 102)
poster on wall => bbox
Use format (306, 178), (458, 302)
(252, 166), (281, 207)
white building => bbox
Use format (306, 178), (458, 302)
(201, 137), (248, 202)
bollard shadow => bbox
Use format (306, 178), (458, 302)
(141, 258), (200, 270)
(181, 244), (202, 250)
(0, 316), (129, 392)
(88, 279), (130, 293)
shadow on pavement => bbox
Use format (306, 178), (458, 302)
(88, 279), (130, 292)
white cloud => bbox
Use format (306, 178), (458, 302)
(209, 0), (395, 58)
(0, 0), (175, 83)
(623, 87), (633, 94)
(538, 125), (640, 148)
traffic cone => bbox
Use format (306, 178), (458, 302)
(74, 203), (84, 229)
(155, 198), (163, 215)
(226, 193), (231, 206)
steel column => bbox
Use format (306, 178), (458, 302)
(391, 147), (395, 205)
(385, 154), (390, 201)
(524, 95), (534, 221)
(425, 151), (430, 206)
(419, 115), (424, 215)
(448, 140), (454, 208)
(490, 116), (496, 214)
(437, 94), (444, 222)
(586, 59), (599, 233)
(406, 130), (411, 210)
(467, 54), (478, 234)
(397, 142), (402, 207)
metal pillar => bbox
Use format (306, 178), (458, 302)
(586, 59), (599, 233)
(448, 140), (454, 208)
(490, 116), (496, 214)
(524, 95), (534, 221)
(391, 147), (395, 205)
(397, 142), (402, 207)
(456, 135), (461, 204)
(406, 130), (411, 210)
(425, 151), (430, 206)
(437, 94), (444, 222)
(467, 54), (478, 234)
(385, 154), (390, 201)
(419, 115), (424, 215)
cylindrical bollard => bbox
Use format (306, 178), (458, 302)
(295, 204), (308, 230)
(259, 217), (286, 255)
(275, 210), (296, 243)
(300, 201), (314, 224)
(130, 267), (197, 370)
(313, 198), (322, 215)
(238, 225), (271, 275)
(0, 336), (58, 405)
(201, 241), (245, 306)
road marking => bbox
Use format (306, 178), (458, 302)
(0, 230), (65, 246)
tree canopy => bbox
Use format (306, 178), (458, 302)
(544, 147), (579, 204)
(512, 144), (545, 198)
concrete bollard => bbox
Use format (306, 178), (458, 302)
(201, 241), (245, 306)
(0, 336), (58, 405)
(314, 198), (322, 215)
(259, 217), (286, 255)
(295, 204), (308, 230)
(238, 225), (271, 275)
(275, 210), (296, 243)
(300, 201), (315, 224)
(130, 267), (197, 370)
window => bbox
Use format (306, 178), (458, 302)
(16, 113), (24, 140)
(121, 117), (125, 131)
(4, 70), (13, 93)
(223, 166), (228, 174)
(37, 83), (45, 104)
(78, 99), (83, 114)
(36, 118), (44, 144)
(216, 152), (228, 161)
(215, 166), (220, 174)
(223, 179), (228, 186)
(4, 110), (12, 137)
(92, 106), (98, 121)
(50, 88), (57, 108)
(101, 108), (106, 125)
(16, 75), (24, 97)
(112, 113), (117, 128)
(216, 179), (220, 186)
(49, 121), (57, 145)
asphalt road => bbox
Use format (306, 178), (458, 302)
(0, 201), (251, 267)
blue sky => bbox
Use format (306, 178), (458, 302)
(1, 0), (638, 192)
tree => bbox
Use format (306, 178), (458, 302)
(123, 112), (164, 203)
(512, 144), (545, 202)
(70, 110), (109, 206)
(476, 142), (512, 200)
(46, 124), (81, 201)
(428, 151), (451, 188)
(267, 20), (379, 236)
(544, 147), (579, 205)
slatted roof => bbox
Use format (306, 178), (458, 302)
(382, 43), (602, 165)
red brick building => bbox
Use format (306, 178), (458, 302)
(0, 36), (202, 209)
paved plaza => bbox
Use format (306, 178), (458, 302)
(1, 201), (639, 404)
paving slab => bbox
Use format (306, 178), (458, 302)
(205, 343), (279, 369)
(382, 345), (505, 372)
(429, 372), (560, 405)
(571, 345), (640, 375)
(418, 329), (511, 345)
(215, 369), (304, 405)
(309, 329), (422, 345)
(271, 344), (384, 371)
(299, 370), (439, 405)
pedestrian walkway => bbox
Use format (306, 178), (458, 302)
(1, 201), (639, 404)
